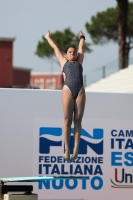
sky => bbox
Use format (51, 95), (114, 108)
(1, 0), (133, 80)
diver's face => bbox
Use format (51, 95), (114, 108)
(66, 47), (77, 61)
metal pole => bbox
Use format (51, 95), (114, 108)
(103, 66), (105, 78)
(84, 75), (86, 87)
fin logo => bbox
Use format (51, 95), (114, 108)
(39, 127), (104, 155)
(39, 127), (62, 154)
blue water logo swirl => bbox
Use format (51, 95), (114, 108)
(39, 127), (103, 155)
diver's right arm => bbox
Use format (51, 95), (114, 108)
(44, 30), (66, 70)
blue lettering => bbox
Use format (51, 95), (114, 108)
(111, 130), (117, 137)
(38, 156), (103, 164)
(98, 157), (103, 164)
(111, 138), (114, 149)
(91, 157), (97, 163)
(43, 164), (51, 174)
(76, 157), (81, 163)
(111, 152), (122, 166)
(45, 156), (50, 163)
(65, 179), (77, 190)
(119, 130), (124, 137)
(51, 164), (60, 174)
(84, 165), (93, 175)
(74, 165), (83, 175)
(94, 165), (103, 175)
(39, 156), (44, 162)
(70, 164), (73, 175)
(116, 139), (125, 149)
(125, 139), (133, 149)
(126, 130), (133, 137)
(82, 177), (90, 189)
(39, 164), (42, 174)
(51, 156), (56, 163)
(85, 157), (91, 163)
(38, 180), (50, 189)
(111, 130), (133, 138)
(52, 180), (63, 189)
(38, 177), (103, 190)
(61, 164), (68, 174)
(57, 156), (63, 163)
(91, 176), (103, 190)
(124, 152), (133, 166)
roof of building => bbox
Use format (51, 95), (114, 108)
(85, 64), (133, 93)
(0, 37), (16, 42)
(31, 72), (62, 76)
(13, 66), (31, 71)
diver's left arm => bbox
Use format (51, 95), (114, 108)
(77, 31), (85, 65)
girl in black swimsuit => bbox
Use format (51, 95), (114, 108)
(44, 30), (86, 161)
(62, 60), (83, 100)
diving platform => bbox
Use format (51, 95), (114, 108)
(0, 176), (88, 200)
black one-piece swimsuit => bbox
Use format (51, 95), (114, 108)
(63, 61), (83, 100)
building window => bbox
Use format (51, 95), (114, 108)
(36, 83), (43, 89)
(47, 82), (54, 89)
(34, 78), (44, 89)
(46, 78), (56, 89)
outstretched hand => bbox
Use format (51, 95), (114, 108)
(44, 30), (50, 39)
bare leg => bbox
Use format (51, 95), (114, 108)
(62, 85), (74, 159)
(71, 87), (86, 160)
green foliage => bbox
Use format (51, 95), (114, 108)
(85, 2), (133, 46)
(35, 28), (91, 59)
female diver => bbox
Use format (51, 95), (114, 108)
(44, 30), (86, 161)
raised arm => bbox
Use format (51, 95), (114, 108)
(77, 31), (85, 65)
(44, 31), (66, 70)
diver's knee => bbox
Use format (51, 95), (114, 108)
(64, 118), (72, 126)
(74, 118), (82, 126)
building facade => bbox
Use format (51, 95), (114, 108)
(0, 37), (63, 89)
(30, 72), (63, 89)
(0, 37), (31, 88)
(0, 38), (14, 87)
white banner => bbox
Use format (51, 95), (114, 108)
(0, 89), (133, 200)
(33, 118), (133, 199)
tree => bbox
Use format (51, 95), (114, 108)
(117, 0), (128, 69)
(85, 1), (133, 69)
(35, 28), (91, 63)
